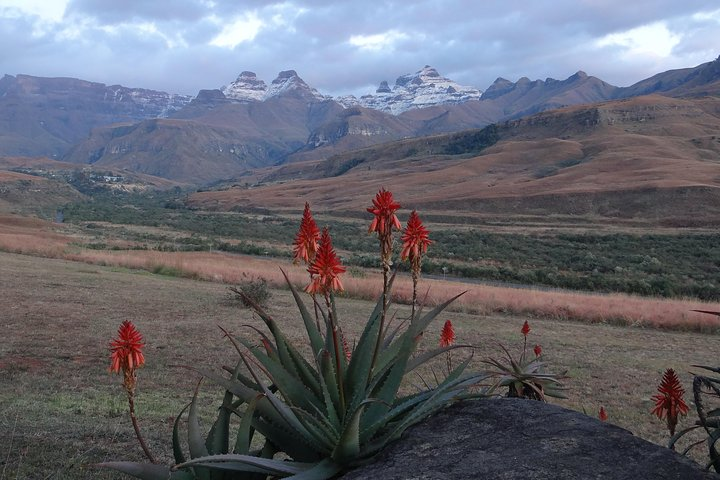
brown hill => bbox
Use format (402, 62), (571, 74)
(62, 96), (361, 183)
(0, 74), (190, 158)
(188, 95), (720, 225)
(0, 169), (85, 214)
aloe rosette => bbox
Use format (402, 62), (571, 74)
(102, 194), (490, 480)
(103, 273), (487, 479)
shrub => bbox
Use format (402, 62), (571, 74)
(233, 275), (272, 308)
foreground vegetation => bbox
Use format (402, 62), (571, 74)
(61, 190), (720, 301)
(0, 251), (716, 479)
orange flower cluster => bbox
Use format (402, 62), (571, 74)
(652, 368), (689, 435)
(440, 320), (455, 347)
(293, 202), (320, 265)
(110, 320), (145, 393)
(306, 228), (346, 295)
(401, 210), (431, 277)
(367, 188), (402, 268)
(367, 188), (402, 235)
(110, 320), (145, 374)
(521, 320), (530, 337)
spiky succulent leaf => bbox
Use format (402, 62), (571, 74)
(317, 349), (341, 429)
(343, 292), (384, 412)
(233, 335), (324, 415)
(175, 454), (315, 476)
(188, 385), (212, 480)
(234, 394), (262, 455)
(282, 269), (325, 355)
(172, 403), (191, 464)
(97, 462), (193, 480)
(331, 399), (377, 464)
(284, 458), (342, 480)
(205, 388), (233, 455)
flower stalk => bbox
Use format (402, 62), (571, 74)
(110, 321), (155, 464)
(401, 210), (431, 321)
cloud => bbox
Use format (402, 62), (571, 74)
(208, 12), (264, 48)
(0, 0), (718, 97)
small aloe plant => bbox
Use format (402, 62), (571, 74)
(655, 309), (720, 472)
(101, 190), (490, 480)
(483, 321), (567, 401)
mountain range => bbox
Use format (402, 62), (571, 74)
(0, 56), (719, 191)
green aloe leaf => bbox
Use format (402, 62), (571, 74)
(97, 462), (192, 480)
(187, 383), (212, 480)
(291, 406), (339, 450)
(375, 291), (464, 376)
(175, 454), (315, 476)
(373, 358), (477, 445)
(282, 268), (325, 355)
(284, 458), (342, 480)
(194, 367), (293, 438)
(332, 399), (377, 464)
(234, 336), (324, 415)
(317, 349), (341, 428)
(205, 387), (234, 455)
(188, 384), (210, 459)
(252, 417), (321, 462)
(343, 292), (384, 411)
(172, 403), (191, 464)
(234, 394), (263, 455)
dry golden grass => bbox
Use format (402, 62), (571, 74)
(1, 213), (719, 333)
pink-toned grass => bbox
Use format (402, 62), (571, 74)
(54, 249), (720, 333)
(1, 216), (718, 333)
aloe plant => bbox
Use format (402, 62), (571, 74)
(483, 321), (567, 401)
(101, 193), (491, 479)
(101, 271), (487, 480)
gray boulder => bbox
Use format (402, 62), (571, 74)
(340, 398), (717, 479)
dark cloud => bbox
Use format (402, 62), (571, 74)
(0, 1), (718, 97)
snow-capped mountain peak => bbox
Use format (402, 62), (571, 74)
(221, 71), (268, 102)
(264, 70), (327, 101)
(340, 66), (483, 114)
(221, 70), (327, 102)
(220, 66), (481, 113)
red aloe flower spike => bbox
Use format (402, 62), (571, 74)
(110, 320), (145, 376)
(599, 406), (608, 422)
(651, 368), (689, 436)
(306, 228), (346, 295)
(367, 188), (402, 235)
(293, 202), (321, 265)
(440, 320), (455, 347)
(521, 321), (530, 337)
(401, 210), (431, 272)
(109, 321), (155, 463)
(534, 344), (542, 357)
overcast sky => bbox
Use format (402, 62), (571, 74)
(1, 1), (718, 98)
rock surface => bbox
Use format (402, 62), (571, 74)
(340, 398), (718, 480)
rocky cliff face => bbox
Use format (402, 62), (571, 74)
(0, 74), (192, 157)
